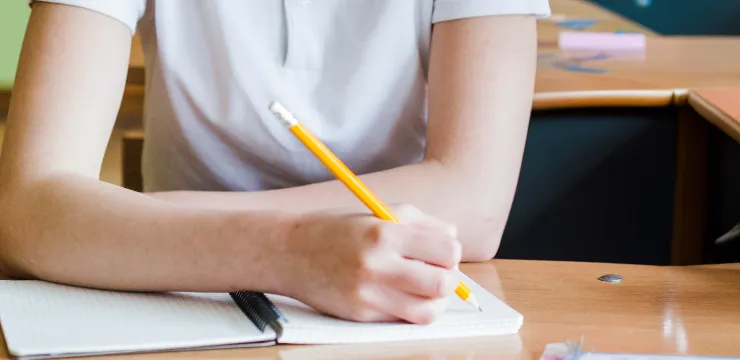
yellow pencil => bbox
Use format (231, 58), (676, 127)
(269, 101), (481, 312)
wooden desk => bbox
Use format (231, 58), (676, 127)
(2, 260), (738, 359)
(689, 87), (740, 143)
(534, 37), (740, 109)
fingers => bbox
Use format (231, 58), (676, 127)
(368, 283), (450, 324)
(347, 204), (460, 324)
(348, 256), (453, 324)
(396, 227), (462, 269)
(386, 204), (462, 269)
(380, 258), (460, 299)
(392, 204), (457, 238)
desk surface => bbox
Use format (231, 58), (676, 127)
(688, 87), (740, 142)
(538, 0), (656, 45)
(535, 37), (740, 109)
(2, 260), (738, 360)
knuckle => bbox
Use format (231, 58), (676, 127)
(417, 299), (448, 324)
(393, 203), (421, 219)
(428, 269), (457, 297)
(431, 271), (452, 297)
(396, 203), (418, 213)
(436, 237), (461, 267)
(356, 255), (381, 283)
(364, 222), (396, 249)
(446, 224), (458, 238)
(407, 304), (436, 325)
(348, 288), (378, 322)
(351, 308), (376, 323)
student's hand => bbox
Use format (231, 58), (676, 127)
(278, 204), (461, 324)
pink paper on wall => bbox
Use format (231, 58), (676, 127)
(558, 31), (647, 50)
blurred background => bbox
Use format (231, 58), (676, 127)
(1, 0), (739, 266)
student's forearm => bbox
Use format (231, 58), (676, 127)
(0, 175), (294, 294)
(149, 161), (498, 261)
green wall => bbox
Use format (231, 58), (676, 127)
(0, 0), (30, 89)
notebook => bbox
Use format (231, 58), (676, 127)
(0, 272), (522, 359)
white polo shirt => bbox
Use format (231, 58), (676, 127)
(32, 0), (550, 192)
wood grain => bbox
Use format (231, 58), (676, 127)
(1, 260), (738, 359)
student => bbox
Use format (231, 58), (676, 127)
(0, 1), (549, 324)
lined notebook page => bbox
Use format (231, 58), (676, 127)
(271, 272), (523, 344)
(0, 281), (275, 358)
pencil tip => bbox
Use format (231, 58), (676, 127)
(478, 306), (482, 312)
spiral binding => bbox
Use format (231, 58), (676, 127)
(229, 291), (284, 336)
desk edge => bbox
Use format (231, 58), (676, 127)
(687, 91), (740, 143)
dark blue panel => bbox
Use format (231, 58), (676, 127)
(498, 107), (678, 265)
(588, 0), (740, 35)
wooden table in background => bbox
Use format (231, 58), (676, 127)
(2, 260), (738, 359)
(534, 37), (740, 108)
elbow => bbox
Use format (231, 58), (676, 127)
(0, 247), (35, 281)
(421, 160), (511, 262)
(0, 188), (41, 280)
(459, 213), (505, 262)
(463, 241), (500, 263)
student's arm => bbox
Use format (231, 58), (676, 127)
(150, 15), (539, 262)
(0, 3), (460, 325)
(0, 2), (292, 293)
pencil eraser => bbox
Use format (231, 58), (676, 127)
(558, 31), (646, 50)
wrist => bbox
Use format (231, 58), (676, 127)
(229, 210), (304, 297)
(266, 211), (326, 300)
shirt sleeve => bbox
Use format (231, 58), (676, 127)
(28, 0), (145, 35)
(432, 0), (551, 23)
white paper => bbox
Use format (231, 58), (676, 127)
(0, 281), (275, 359)
(271, 272), (523, 344)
